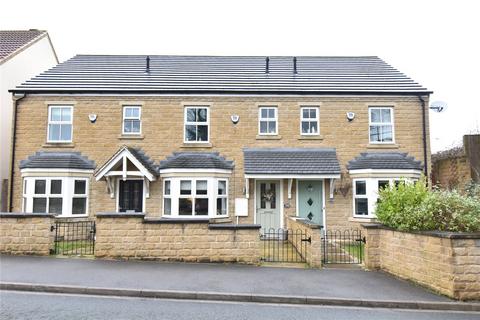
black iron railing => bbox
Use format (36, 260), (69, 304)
(260, 228), (310, 263)
(52, 220), (96, 256)
(322, 229), (365, 264)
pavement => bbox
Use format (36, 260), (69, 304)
(1, 255), (479, 312)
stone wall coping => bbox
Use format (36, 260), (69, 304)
(208, 224), (261, 230)
(289, 217), (323, 229)
(0, 213), (55, 218)
(143, 218), (210, 224)
(96, 212), (146, 218)
(361, 223), (480, 239)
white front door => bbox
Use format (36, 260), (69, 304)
(256, 180), (281, 231)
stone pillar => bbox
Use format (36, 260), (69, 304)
(362, 223), (382, 270)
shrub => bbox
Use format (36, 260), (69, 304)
(375, 178), (480, 232)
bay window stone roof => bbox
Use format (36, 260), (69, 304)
(159, 152), (234, 170)
(347, 152), (423, 171)
(19, 151), (95, 170)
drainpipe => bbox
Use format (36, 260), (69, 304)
(8, 93), (26, 212)
(418, 95), (429, 183)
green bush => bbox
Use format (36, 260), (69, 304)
(375, 178), (480, 232)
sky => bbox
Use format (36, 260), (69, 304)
(1, 0), (479, 152)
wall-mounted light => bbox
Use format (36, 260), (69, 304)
(231, 114), (240, 124)
(88, 114), (97, 123)
(346, 112), (355, 122)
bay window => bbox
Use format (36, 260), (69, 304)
(162, 178), (228, 218)
(23, 177), (89, 217)
(353, 178), (406, 217)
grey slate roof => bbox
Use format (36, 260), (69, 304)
(126, 147), (159, 176)
(19, 151), (95, 170)
(347, 152), (423, 170)
(159, 152), (234, 170)
(11, 55), (431, 94)
(243, 148), (341, 175)
(0, 30), (47, 63)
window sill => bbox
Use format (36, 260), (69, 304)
(256, 135), (282, 140)
(42, 143), (75, 148)
(366, 143), (399, 149)
(54, 215), (89, 219)
(349, 216), (377, 223)
(181, 143), (213, 148)
(118, 134), (145, 140)
(298, 135), (324, 140)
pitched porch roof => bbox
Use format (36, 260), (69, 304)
(95, 146), (158, 181)
(243, 148), (341, 178)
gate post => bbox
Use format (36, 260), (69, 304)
(361, 223), (382, 270)
(308, 227), (323, 268)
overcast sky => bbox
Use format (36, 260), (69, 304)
(1, 0), (479, 152)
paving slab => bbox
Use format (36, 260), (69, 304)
(0, 255), (450, 302)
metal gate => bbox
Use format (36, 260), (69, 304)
(52, 220), (96, 256)
(322, 229), (365, 264)
(260, 228), (310, 263)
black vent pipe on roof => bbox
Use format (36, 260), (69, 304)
(145, 56), (150, 73)
(265, 57), (270, 74)
(293, 57), (297, 74)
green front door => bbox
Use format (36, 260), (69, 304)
(298, 180), (323, 225)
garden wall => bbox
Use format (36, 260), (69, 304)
(95, 213), (261, 264)
(286, 217), (322, 267)
(0, 213), (54, 255)
(362, 224), (480, 300)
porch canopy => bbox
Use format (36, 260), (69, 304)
(95, 146), (158, 198)
(243, 148), (341, 199)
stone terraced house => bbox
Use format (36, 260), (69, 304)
(8, 55), (431, 232)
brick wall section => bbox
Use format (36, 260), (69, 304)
(0, 213), (54, 255)
(11, 95), (430, 229)
(286, 217), (322, 267)
(432, 156), (471, 190)
(95, 214), (261, 264)
(362, 224), (480, 300)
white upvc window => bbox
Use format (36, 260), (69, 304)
(184, 106), (209, 142)
(47, 106), (73, 143)
(300, 106), (320, 135)
(369, 107), (394, 143)
(22, 177), (89, 217)
(258, 106), (278, 135)
(162, 177), (228, 218)
(122, 106), (142, 134)
(352, 178), (406, 218)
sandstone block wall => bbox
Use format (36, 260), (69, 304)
(286, 217), (322, 267)
(0, 213), (54, 255)
(95, 215), (261, 264)
(362, 225), (480, 300)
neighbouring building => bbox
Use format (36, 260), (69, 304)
(7, 55), (431, 231)
(0, 30), (58, 211)
(432, 134), (480, 190)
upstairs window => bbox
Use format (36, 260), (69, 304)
(300, 107), (319, 135)
(122, 106), (142, 134)
(48, 106), (72, 142)
(369, 107), (394, 143)
(184, 106), (209, 142)
(258, 106), (278, 135)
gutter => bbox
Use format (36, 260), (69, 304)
(418, 95), (429, 181)
(8, 93), (26, 212)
